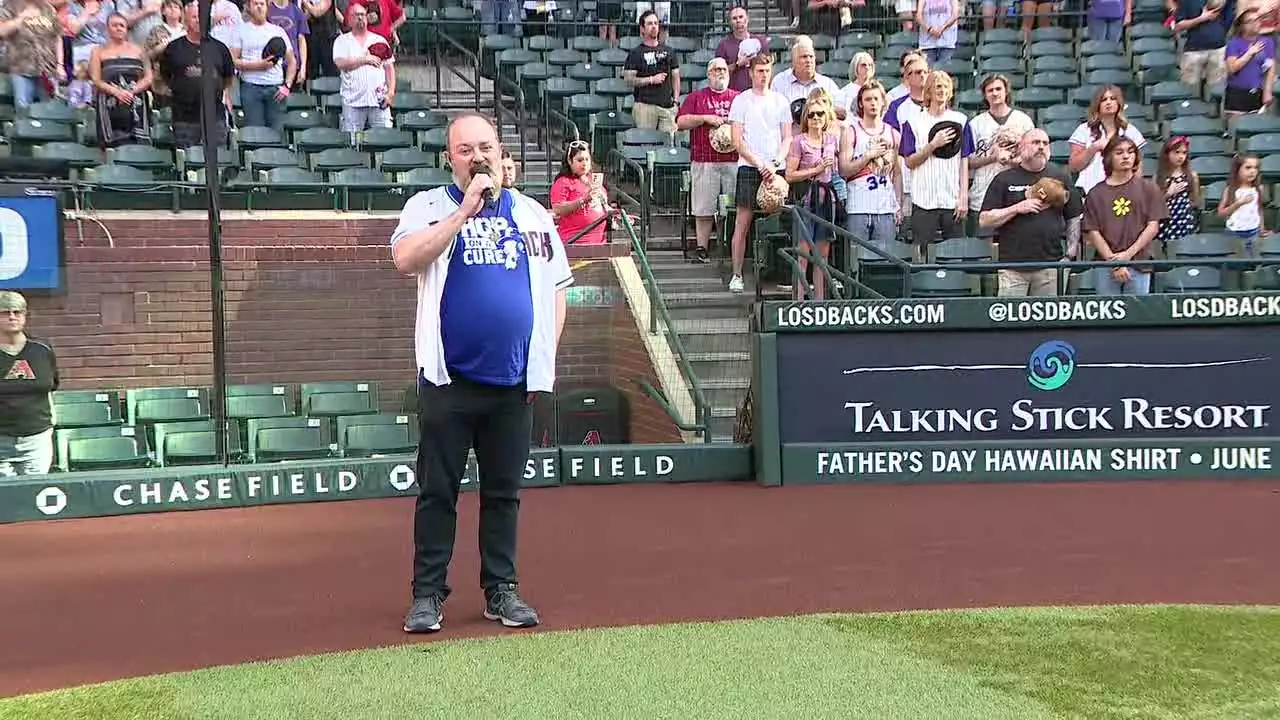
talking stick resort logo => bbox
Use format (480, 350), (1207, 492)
(831, 340), (1274, 475)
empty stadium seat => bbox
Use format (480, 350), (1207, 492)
(56, 426), (149, 472)
(338, 413), (418, 458)
(153, 419), (243, 466)
(246, 417), (333, 463)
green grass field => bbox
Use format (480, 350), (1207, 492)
(5, 605), (1280, 720)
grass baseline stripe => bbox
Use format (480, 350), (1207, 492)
(4, 605), (1280, 720)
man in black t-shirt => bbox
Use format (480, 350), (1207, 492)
(160, 2), (237, 149)
(980, 128), (1083, 297)
(0, 291), (59, 477)
(623, 9), (680, 134)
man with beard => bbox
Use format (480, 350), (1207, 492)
(980, 128), (1083, 297)
(676, 57), (740, 263)
(623, 9), (680, 133)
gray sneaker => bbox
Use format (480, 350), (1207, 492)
(483, 583), (540, 628)
(403, 595), (444, 634)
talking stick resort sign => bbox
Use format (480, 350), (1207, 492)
(787, 334), (1278, 483)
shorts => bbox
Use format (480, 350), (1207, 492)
(895, 0), (914, 13)
(734, 165), (764, 209)
(910, 205), (963, 245)
(691, 162), (737, 217)
(635, 1), (671, 23)
(846, 212), (898, 253)
(632, 102), (676, 133)
(1180, 48), (1227, 88)
(1224, 86), (1264, 114)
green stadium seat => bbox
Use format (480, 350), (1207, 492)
(1246, 133), (1280, 155)
(1029, 56), (1076, 74)
(305, 391), (378, 418)
(547, 48), (586, 68)
(1032, 72), (1077, 91)
(1130, 37), (1175, 56)
(233, 125), (286, 152)
(1029, 41), (1073, 58)
(125, 387), (209, 424)
(1043, 120), (1078, 142)
(1083, 54), (1129, 74)
(981, 28), (1019, 44)
(1158, 266), (1224, 293)
(1257, 235), (1280, 258)
(6, 119), (76, 151)
(402, 166), (453, 189)
(1067, 270), (1099, 295)
(931, 237), (994, 263)
(1085, 70), (1134, 93)
(1039, 104), (1083, 124)
(593, 47), (629, 69)
(567, 62), (610, 84)
(378, 148), (435, 174)
(107, 145), (174, 175)
(308, 76), (341, 97)
(1030, 26), (1073, 43)
(309, 147), (368, 173)
(294, 126), (351, 153)
(53, 399), (123, 428)
(571, 36), (608, 54)
(620, 128), (669, 148)
(527, 34), (564, 53)
(338, 413), (418, 458)
(285, 92), (315, 111)
(33, 141), (101, 169)
(1190, 156), (1232, 185)
(1244, 264), (1280, 290)
(281, 110), (324, 140)
(246, 417), (332, 462)
(398, 109), (449, 134)
(357, 127), (414, 153)
(1186, 135), (1230, 159)
(480, 35), (522, 79)
(1017, 87), (1065, 110)
(153, 419), (242, 466)
(1168, 233), (1242, 260)
(1146, 81), (1195, 107)
(53, 389), (121, 408)
(910, 268), (974, 297)
(175, 144), (238, 176)
(420, 127), (448, 156)
(56, 426), (149, 472)
(393, 92), (433, 114)
(246, 147), (301, 172)
(977, 43), (1020, 60)
(227, 392), (294, 421)
(1169, 115), (1226, 138)
(1157, 98), (1217, 121)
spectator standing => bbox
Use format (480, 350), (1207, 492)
(1068, 85), (1146, 195)
(159, 1), (235, 149)
(624, 10), (679, 134)
(676, 56), (740, 263)
(802, 0), (845, 35)
(0, 0), (65, 109)
(886, 53), (929, 220)
(715, 5), (766, 92)
(1218, 152), (1266, 254)
(301, 0), (339, 79)
(966, 74), (1034, 234)
(206, 0), (241, 47)
(1154, 135), (1202, 254)
(833, 51), (874, 120)
(727, 53), (792, 293)
(115, 0), (161, 45)
(392, 112), (573, 636)
(268, 0), (308, 87)
(229, 0), (295, 131)
(501, 148), (520, 192)
(886, 49), (925, 102)
(770, 36), (841, 110)
(1223, 9), (1275, 116)
(0, 291), (59, 478)
(550, 140), (612, 246)
(142, 0), (184, 107)
(66, 0), (115, 66)
(595, 0), (619, 45)
(482, 0), (521, 38)
(917, 0), (961, 64)
(1083, 136), (1167, 295)
(1089, 0), (1132, 41)
(786, 88), (841, 300)
(332, 1), (394, 132)
(899, 70), (971, 249)
(90, 12), (153, 147)
(841, 81), (903, 254)
(1021, 0), (1054, 42)
(980, 128), (1082, 296)
(1173, 0), (1230, 94)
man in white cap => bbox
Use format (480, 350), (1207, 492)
(676, 57), (740, 263)
(0, 291), (59, 477)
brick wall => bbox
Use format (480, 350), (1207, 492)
(27, 212), (681, 444)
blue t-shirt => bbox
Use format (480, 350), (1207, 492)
(438, 187), (535, 387)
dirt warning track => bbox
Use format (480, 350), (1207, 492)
(3, 480), (1280, 698)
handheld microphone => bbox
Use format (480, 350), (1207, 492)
(472, 161), (498, 206)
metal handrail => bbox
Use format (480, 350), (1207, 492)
(607, 148), (651, 249)
(542, 102), (580, 180)
(432, 25), (481, 111)
(492, 75), (529, 177)
(618, 210), (713, 442)
(783, 204), (881, 299)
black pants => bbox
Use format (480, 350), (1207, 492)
(412, 375), (533, 601)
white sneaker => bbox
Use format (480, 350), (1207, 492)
(789, 17), (799, 28)
(729, 275), (745, 293)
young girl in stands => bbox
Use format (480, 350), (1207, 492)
(1154, 136), (1202, 256)
(1068, 84), (1147, 196)
(1218, 153), (1267, 256)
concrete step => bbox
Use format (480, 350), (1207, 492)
(668, 319), (752, 355)
(698, 376), (751, 409)
(685, 350), (752, 379)
(663, 292), (752, 320)
(654, 276), (730, 292)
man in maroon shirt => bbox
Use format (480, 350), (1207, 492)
(715, 5), (767, 92)
(676, 57), (741, 262)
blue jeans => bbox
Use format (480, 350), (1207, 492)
(482, 0), (522, 37)
(923, 46), (954, 64)
(1094, 268), (1151, 295)
(10, 74), (48, 110)
(1088, 18), (1124, 42)
(240, 81), (284, 131)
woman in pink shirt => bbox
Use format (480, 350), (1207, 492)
(549, 140), (611, 246)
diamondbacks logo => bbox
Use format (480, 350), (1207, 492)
(4, 359), (34, 380)
(583, 430), (602, 445)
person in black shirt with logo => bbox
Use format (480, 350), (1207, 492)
(0, 291), (59, 477)
(980, 128), (1083, 297)
(623, 9), (680, 134)
(159, 1), (236, 149)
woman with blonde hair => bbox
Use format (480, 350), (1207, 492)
(899, 70), (972, 249)
(1068, 84), (1147, 195)
(834, 51), (874, 119)
(786, 87), (842, 299)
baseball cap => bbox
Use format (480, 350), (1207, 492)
(0, 291), (28, 312)
(368, 40), (393, 60)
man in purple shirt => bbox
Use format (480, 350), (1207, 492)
(715, 5), (767, 92)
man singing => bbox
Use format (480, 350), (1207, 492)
(391, 112), (574, 634)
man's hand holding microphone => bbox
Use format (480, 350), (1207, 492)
(460, 161), (498, 217)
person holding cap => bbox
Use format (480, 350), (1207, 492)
(0, 292), (59, 478)
(676, 56), (740, 263)
(229, 0), (297, 131)
(332, 0), (396, 132)
(390, 112), (573, 635)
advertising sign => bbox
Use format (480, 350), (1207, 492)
(0, 185), (65, 293)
